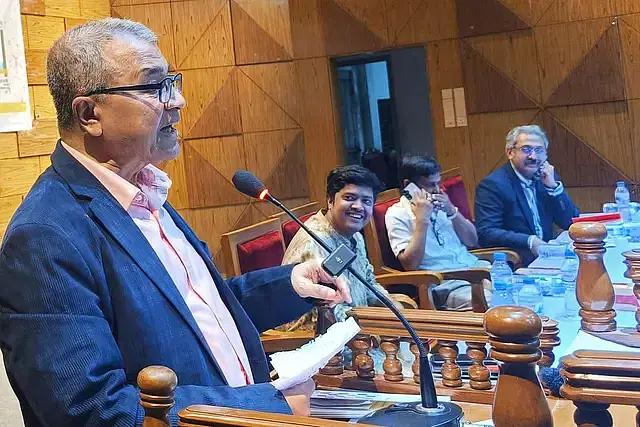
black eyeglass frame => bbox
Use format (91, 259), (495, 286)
(82, 73), (182, 104)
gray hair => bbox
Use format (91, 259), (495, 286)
(505, 125), (549, 150)
(46, 18), (158, 131)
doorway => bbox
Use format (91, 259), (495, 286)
(333, 46), (435, 189)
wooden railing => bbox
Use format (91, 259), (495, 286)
(314, 306), (560, 405)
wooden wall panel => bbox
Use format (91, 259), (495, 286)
(334, 0), (388, 43)
(25, 50), (48, 85)
(547, 102), (634, 179)
(24, 15), (66, 49)
(320, 0), (386, 57)
(455, 0), (530, 37)
(500, 0), (556, 26)
(289, 0), (325, 58)
(465, 30), (542, 103)
(0, 158), (41, 198)
(385, 0), (422, 45)
(537, 0), (614, 26)
(566, 186), (618, 213)
(620, 15), (640, 100)
(392, 0), (458, 46)
(172, 0), (233, 70)
(17, 119), (59, 157)
(535, 18), (610, 102)
(179, 204), (248, 254)
(626, 99), (640, 181)
(0, 196), (23, 238)
(0, 134), (19, 161)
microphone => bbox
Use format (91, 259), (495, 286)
(232, 170), (463, 427)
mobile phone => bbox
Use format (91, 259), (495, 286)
(402, 182), (421, 201)
(533, 161), (547, 181)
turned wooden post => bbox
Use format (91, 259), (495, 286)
(350, 334), (375, 379)
(569, 222), (617, 332)
(409, 341), (422, 384)
(573, 402), (613, 427)
(320, 350), (344, 375)
(379, 337), (403, 382)
(466, 342), (491, 390)
(138, 366), (177, 427)
(623, 249), (640, 332)
(438, 340), (462, 388)
(485, 306), (552, 427)
(539, 316), (561, 368)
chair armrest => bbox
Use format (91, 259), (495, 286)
(439, 267), (491, 283)
(390, 293), (419, 309)
(470, 247), (521, 268)
(375, 271), (443, 310)
(260, 329), (315, 353)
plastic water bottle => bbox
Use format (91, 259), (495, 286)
(615, 181), (631, 223)
(562, 250), (580, 318)
(518, 277), (543, 314)
(489, 252), (514, 307)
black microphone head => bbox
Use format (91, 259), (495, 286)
(232, 170), (267, 199)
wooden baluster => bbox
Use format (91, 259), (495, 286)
(573, 402), (613, 427)
(466, 342), (491, 390)
(438, 340), (462, 388)
(539, 316), (561, 368)
(351, 334), (375, 379)
(485, 306), (552, 427)
(138, 366), (177, 427)
(410, 341), (420, 383)
(320, 350), (344, 375)
(380, 337), (403, 382)
(623, 249), (640, 332)
(569, 222), (617, 332)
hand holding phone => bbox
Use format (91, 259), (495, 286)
(403, 183), (433, 224)
(538, 161), (557, 188)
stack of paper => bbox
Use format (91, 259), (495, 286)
(270, 317), (361, 390)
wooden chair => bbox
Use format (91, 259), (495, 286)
(269, 201), (319, 247)
(363, 188), (521, 312)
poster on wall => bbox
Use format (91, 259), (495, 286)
(0, 0), (31, 133)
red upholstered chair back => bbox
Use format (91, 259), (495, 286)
(282, 211), (316, 247)
(363, 188), (404, 273)
(441, 175), (472, 221)
(221, 219), (286, 277)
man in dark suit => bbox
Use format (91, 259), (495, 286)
(474, 125), (579, 265)
(0, 18), (350, 427)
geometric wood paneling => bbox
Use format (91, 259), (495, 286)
(264, 130), (309, 199)
(394, 0), (458, 46)
(162, 148), (190, 210)
(24, 15), (66, 49)
(296, 57), (339, 202)
(460, 41), (538, 113)
(320, 0), (386, 57)
(178, 67), (241, 139)
(500, 0), (556, 26)
(546, 22), (626, 107)
(626, 99), (640, 180)
(171, 0), (233, 70)
(537, 0), (615, 26)
(613, 0), (640, 15)
(44, 0), (82, 19)
(289, 0), (326, 58)
(25, 50), (48, 85)
(465, 29), (542, 103)
(543, 111), (627, 186)
(385, 0), (424, 44)
(231, 0), (293, 65)
(455, 0), (530, 38)
(111, 3), (176, 68)
(180, 204), (249, 253)
(334, 0), (389, 43)
(566, 186), (617, 213)
(467, 108), (541, 182)
(239, 62), (301, 125)
(183, 136), (248, 208)
(237, 69), (299, 133)
(243, 130), (292, 184)
(32, 85), (56, 119)
(620, 16), (640, 100)
(535, 18), (611, 102)
(547, 102), (635, 179)
(21, 0), (46, 15)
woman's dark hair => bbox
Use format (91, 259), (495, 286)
(399, 154), (441, 186)
(326, 165), (383, 202)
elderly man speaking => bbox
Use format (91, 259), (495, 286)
(0, 18), (351, 426)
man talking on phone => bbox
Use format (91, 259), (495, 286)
(475, 125), (579, 266)
(385, 155), (490, 311)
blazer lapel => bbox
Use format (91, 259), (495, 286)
(505, 163), (537, 235)
(51, 142), (223, 377)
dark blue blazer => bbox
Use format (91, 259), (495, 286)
(474, 162), (579, 265)
(0, 143), (314, 426)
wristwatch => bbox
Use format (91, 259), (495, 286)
(447, 206), (459, 219)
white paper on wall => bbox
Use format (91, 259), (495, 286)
(0, 0), (31, 133)
(441, 88), (455, 128)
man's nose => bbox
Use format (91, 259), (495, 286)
(166, 90), (186, 110)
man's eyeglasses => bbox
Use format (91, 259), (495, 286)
(514, 145), (547, 156)
(82, 73), (182, 104)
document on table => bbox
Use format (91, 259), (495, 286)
(270, 317), (360, 390)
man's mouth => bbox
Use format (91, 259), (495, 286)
(347, 212), (364, 221)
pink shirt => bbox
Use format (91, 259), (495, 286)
(62, 142), (253, 387)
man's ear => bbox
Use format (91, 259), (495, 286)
(72, 97), (103, 137)
(506, 148), (514, 160)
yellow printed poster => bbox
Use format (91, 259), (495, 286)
(0, 0), (31, 132)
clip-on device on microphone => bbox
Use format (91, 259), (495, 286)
(232, 170), (463, 427)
